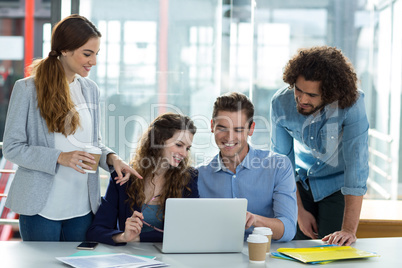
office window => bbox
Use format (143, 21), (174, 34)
(255, 23), (290, 89)
(67, 0), (402, 199)
(187, 26), (214, 89)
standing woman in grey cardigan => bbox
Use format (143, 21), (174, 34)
(2, 14), (141, 241)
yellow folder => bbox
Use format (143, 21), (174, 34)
(277, 246), (380, 263)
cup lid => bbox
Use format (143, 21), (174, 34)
(253, 227), (273, 235)
(247, 234), (268, 243)
(84, 145), (101, 154)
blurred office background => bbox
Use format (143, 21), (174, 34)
(0, 0), (401, 209)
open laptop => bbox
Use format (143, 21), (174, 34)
(155, 198), (247, 253)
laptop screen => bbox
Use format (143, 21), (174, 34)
(160, 198), (248, 253)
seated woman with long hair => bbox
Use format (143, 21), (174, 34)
(86, 113), (199, 245)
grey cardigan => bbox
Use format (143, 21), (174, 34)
(3, 76), (114, 215)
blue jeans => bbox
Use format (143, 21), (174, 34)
(19, 213), (93, 241)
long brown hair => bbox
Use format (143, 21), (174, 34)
(127, 113), (197, 216)
(30, 14), (101, 136)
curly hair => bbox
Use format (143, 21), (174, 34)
(126, 113), (197, 218)
(283, 46), (358, 109)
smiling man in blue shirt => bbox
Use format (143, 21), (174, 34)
(198, 92), (297, 242)
(270, 46), (369, 246)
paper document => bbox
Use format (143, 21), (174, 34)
(276, 246), (380, 263)
(69, 251), (156, 259)
(56, 253), (168, 268)
(271, 252), (333, 264)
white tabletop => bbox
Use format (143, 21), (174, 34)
(1, 237), (400, 268)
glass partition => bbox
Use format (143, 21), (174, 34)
(56, 0), (398, 199)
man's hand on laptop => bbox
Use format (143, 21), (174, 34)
(245, 212), (256, 229)
(113, 211), (143, 243)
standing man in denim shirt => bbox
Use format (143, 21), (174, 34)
(198, 92), (297, 242)
(270, 46), (369, 246)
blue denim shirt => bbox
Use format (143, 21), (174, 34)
(197, 146), (297, 242)
(270, 86), (369, 202)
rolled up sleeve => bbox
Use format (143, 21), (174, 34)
(341, 95), (369, 196)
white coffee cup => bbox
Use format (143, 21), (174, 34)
(82, 146), (101, 173)
(253, 227), (273, 253)
(247, 234), (268, 263)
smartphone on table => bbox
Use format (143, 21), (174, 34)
(76, 241), (98, 250)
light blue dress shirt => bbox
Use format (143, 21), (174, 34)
(270, 86), (369, 202)
(197, 146), (297, 242)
